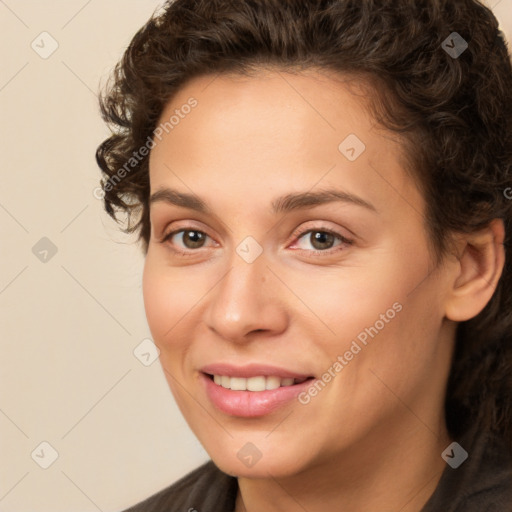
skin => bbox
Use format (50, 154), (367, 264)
(142, 68), (505, 512)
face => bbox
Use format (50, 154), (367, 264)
(143, 68), (455, 478)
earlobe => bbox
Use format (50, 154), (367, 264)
(444, 219), (505, 322)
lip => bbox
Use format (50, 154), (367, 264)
(200, 363), (313, 380)
(200, 371), (316, 417)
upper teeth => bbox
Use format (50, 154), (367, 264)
(212, 375), (306, 391)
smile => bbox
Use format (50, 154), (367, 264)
(201, 372), (316, 417)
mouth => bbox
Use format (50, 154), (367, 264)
(200, 371), (317, 417)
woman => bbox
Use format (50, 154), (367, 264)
(96, 1), (512, 510)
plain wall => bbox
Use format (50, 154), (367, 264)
(1, 1), (511, 510)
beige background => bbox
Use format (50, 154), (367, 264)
(0, 1), (511, 510)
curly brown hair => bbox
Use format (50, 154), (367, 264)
(96, 0), (512, 448)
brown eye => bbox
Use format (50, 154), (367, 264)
(292, 227), (353, 255)
(308, 231), (337, 250)
(163, 229), (209, 251)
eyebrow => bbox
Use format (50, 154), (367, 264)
(149, 187), (377, 215)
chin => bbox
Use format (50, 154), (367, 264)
(208, 444), (311, 479)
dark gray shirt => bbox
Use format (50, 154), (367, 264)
(122, 429), (512, 511)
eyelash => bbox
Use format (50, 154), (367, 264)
(159, 225), (353, 257)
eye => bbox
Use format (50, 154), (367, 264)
(291, 227), (353, 254)
(161, 228), (214, 255)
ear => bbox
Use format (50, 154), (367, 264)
(444, 219), (505, 322)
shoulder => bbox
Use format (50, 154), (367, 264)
(422, 429), (512, 512)
(452, 436), (512, 512)
(121, 460), (238, 512)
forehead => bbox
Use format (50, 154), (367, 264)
(148, 68), (423, 220)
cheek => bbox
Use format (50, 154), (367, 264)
(142, 257), (196, 345)
(285, 261), (419, 352)
(334, 279), (447, 413)
(142, 255), (224, 372)
(295, 250), (441, 393)
(142, 262), (169, 340)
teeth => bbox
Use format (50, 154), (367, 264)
(211, 375), (306, 391)
(230, 377), (247, 391)
(246, 376), (266, 391)
(266, 376), (281, 390)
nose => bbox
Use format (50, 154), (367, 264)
(204, 251), (288, 343)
